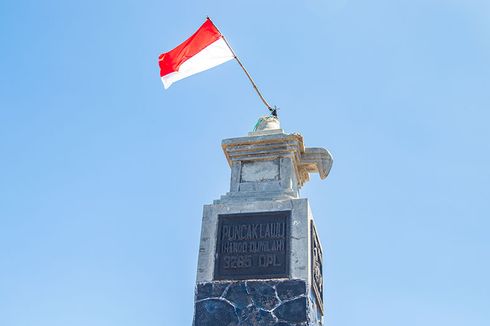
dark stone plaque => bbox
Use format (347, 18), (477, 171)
(311, 221), (324, 315)
(214, 211), (290, 280)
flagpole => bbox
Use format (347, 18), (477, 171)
(209, 18), (277, 117)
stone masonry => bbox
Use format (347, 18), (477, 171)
(194, 279), (311, 326)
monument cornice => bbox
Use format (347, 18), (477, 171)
(222, 131), (332, 187)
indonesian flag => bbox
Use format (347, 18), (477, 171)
(158, 18), (235, 89)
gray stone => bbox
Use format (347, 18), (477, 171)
(224, 282), (252, 309)
(194, 299), (238, 326)
(276, 280), (306, 301)
(196, 282), (229, 300)
(194, 280), (320, 325)
(247, 281), (280, 311)
(241, 160), (280, 182)
(238, 306), (276, 326)
(193, 125), (331, 326)
(221, 131), (333, 193)
(274, 297), (307, 323)
(196, 198), (312, 283)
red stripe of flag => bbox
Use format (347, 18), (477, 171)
(159, 19), (222, 77)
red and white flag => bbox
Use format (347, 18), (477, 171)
(158, 18), (235, 89)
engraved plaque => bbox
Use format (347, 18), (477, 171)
(214, 211), (290, 280)
(311, 221), (324, 314)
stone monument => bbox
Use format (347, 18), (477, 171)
(193, 116), (333, 326)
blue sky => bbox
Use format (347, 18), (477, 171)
(1, 0), (489, 325)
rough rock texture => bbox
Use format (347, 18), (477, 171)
(274, 297), (307, 323)
(193, 279), (322, 326)
(194, 299), (238, 326)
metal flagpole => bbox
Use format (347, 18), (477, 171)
(209, 18), (277, 117)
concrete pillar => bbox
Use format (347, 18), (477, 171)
(193, 117), (333, 326)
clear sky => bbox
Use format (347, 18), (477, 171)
(1, 0), (489, 325)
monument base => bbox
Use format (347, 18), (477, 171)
(193, 279), (322, 326)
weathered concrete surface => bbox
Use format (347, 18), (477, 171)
(193, 125), (330, 325)
(241, 160), (280, 182)
(196, 198), (313, 284)
(222, 130), (332, 191)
